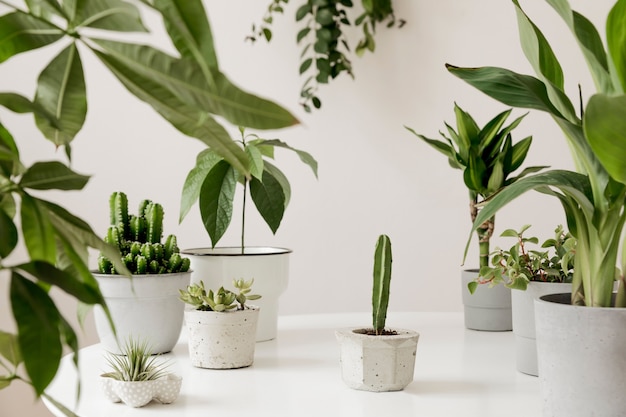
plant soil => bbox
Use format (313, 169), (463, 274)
(353, 328), (398, 336)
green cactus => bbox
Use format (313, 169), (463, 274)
(98, 191), (190, 275)
(372, 234), (392, 335)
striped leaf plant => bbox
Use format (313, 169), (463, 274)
(449, 0), (626, 307)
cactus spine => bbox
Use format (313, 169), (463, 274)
(372, 235), (392, 335)
(98, 191), (190, 275)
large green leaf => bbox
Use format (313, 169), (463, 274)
(607, 0), (626, 93)
(34, 43), (87, 146)
(25, 0), (67, 20)
(179, 149), (223, 222)
(20, 193), (56, 264)
(91, 46), (250, 175)
(152, 0), (218, 68)
(72, 0), (147, 32)
(245, 143), (264, 180)
(255, 139), (319, 178)
(199, 160), (236, 247)
(92, 40), (299, 130)
(0, 209), (18, 258)
(249, 169), (286, 234)
(10, 272), (63, 396)
(15, 261), (104, 305)
(584, 93), (626, 184)
(264, 161), (292, 208)
(19, 161), (89, 190)
(0, 12), (63, 64)
(0, 331), (22, 368)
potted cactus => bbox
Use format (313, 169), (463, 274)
(335, 235), (420, 392)
(93, 191), (191, 354)
(179, 279), (261, 369)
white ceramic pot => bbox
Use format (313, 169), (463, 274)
(181, 247), (290, 342)
(535, 293), (626, 417)
(461, 269), (512, 331)
(185, 306), (260, 369)
(93, 271), (191, 354)
(335, 328), (419, 392)
(511, 281), (570, 376)
(100, 374), (182, 407)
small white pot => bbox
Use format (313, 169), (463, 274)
(511, 281), (570, 376)
(335, 328), (419, 392)
(185, 306), (260, 369)
(535, 293), (626, 417)
(93, 271), (191, 354)
(181, 247), (290, 342)
(461, 269), (512, 331)
(100, 374), (182, 408)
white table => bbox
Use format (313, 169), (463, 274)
(44, 312), (542, 417)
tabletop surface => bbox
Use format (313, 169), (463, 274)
(44, 312), (542, 417)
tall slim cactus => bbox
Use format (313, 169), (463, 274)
(98, 192), (190, 275)
(372, 234), (392, 335)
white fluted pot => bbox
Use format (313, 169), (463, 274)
(461, 269), (512, 331)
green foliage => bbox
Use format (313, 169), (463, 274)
(98, 192), (190, 275)
(102, 338), (170, 382)
(449, 0), (626, 307)
(406, 104), (545, 267)
(248, 0), (404, 112)
(474, 225), (575, 293)
(372, 234), (392, 335)
(180, 129), (318, 249)
(179, 279), (261, 312)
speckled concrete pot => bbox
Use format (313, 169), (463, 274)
(335, 328), (419, 392)
(100, 374), (182, 407)
(185, 306), (260, 369)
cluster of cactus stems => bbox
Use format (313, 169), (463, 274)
(179, 279), (261, 311)
(98, 192), (190, 275)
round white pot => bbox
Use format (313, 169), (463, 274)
(185, 306), (260, 369)
(93, 271), (191, 354)
(535, 293), (626, 417)
(461, 269), (512, 331)
(181, 247), (290, 342)
(511, 281), (570, 376)
(335, 328), (419, 392)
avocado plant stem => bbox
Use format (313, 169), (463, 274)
(241, 178), (247, 254)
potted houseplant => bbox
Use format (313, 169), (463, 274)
(480, 225), (575, 376)
(94, 191), (191, 354)
(100, 338), (182, 408)
(179, 279), (261, 369)
(335, 235), (419, 392)
(449, 0), (626, 415)
(406, 103), (545, 331)
(180, 128), (317, 342)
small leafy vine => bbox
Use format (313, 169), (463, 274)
(248, 0), (404, 112)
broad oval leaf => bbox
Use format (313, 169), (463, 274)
(0, 12), (63, 64)
(20, 161), (89, 190)
(255, 139), (318, 178)
(0, 209), (18, 258)
(249, 169), (286, 234)
(607, 0), (626, 93)
(245, 144), (264, 180)
(263, 161), (291, 208)
(179, 149), (223, 222)
(35, 43), (87, 146)
(199, 160), (236, 247)
(73, 0), (147, 32)
(20, 193), (56, 264)
(584, 93), (626, 184)
(10, 272), (63, 396)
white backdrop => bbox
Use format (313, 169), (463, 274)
(0, 0), (615, 413)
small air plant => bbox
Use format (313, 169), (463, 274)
(179, 279), (261, 311)
(102, 338), (171, 382)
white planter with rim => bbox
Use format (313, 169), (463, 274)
(100, 374), (182, 408)
(535, 293), (626, 417)
(181, 247), (290, 342)
(93, 271), (191, 354)
(335, 328), (419, 392)
(511, 281), (570, 376)
(185, 306), (260, 369)
(461, 269), (512, 331)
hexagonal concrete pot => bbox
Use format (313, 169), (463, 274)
(335, 328), (419, 392)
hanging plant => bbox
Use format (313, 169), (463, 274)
(248, 0), (404, 112)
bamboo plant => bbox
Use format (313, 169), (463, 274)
(449, 0), (626, 307)
(406, 104), (545, 270)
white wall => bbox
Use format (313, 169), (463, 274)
(0, 0), (614, 415)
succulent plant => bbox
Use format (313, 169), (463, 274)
(179, 279), (261, 312)
(98, 192), (190, 275)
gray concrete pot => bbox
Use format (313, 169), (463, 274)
(461, 269), (512, 331)
(535, 293), (626, 417)
(335, 328), (419, 392)
(511, 282), (570, 376)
